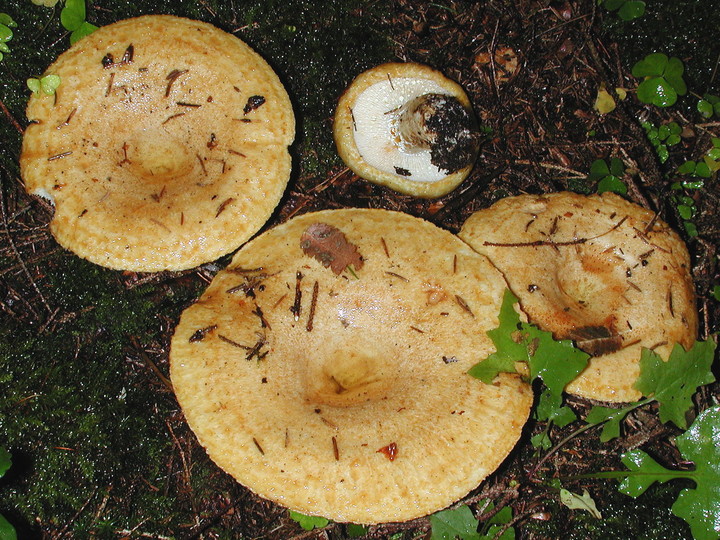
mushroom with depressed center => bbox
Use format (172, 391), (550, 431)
(170, 208), (532, 524)
(20, 15), (294, 272)
(459, 191), (698, 403)
(333, 63), (481, 198)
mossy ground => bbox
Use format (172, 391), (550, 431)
(0, 0), (718, 538)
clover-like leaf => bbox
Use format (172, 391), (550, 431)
(288, 510), (329, 531)
(61, 0), (86, 31)
(632, 53), (668, 78)
(617, 0), (645, 21)
(70, 21), (98, 44)
(637, 77), (677, 107)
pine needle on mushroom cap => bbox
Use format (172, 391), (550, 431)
(20, 15), (295, 272)
(459, 191), (698, 403)
(170, 208), (532, 524)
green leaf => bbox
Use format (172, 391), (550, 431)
(664, 57), (687, 95)
(468, 289), (525, 382)
(585, 402), (642, 442)
(618, 0), (645, 20)
(684, 220), (698, 237)
(633, 340), (716, 429)
(603, 0), (624, 11)
(40, 74), (61, 95)
(665, 134), (681, 146)
(672, 407), (720, 540)
(0, 514), (17, 540)
(560, 488), (603, 518)
(288, 510), (329, 531)
(632, 53), (668, 78)
(694, 162), (712, 178)
(346, 524), (369, 537)
(481, 504), (515, 540)
(26, 78), (41, 93)
(469, 289), (589, 421)
(430, 505), (481, 540)
(637, 77), (678, 107)
(0, 14), (17, 27)
(0, 447), (11, 478)
(713, 285), (720, 302)
(526, 328), (589, 407)
(597, 175), (627, 195)
(61, 0), (86, 31)
(677, 160), (697, 175)
(677, 205), (694, 220)
(0, 24), (12, 43)
(536, 388), (577, 426)
(608, 157), (624, 177)
(70, 21), (98, 44)
(618, 448), (677, 497)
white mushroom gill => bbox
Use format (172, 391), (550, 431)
(351, 78), (454, 183)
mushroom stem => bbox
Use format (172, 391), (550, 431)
(394, 93), (480, 173)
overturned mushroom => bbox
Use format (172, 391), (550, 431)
(170, 208), (532, 524)
(459, 192), (698, 403)
(333, 63), (481, 198)
(20, 15), (294, 272)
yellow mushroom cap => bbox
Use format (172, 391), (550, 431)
(333, 63), (479, 199)
(459, 191), (698, 403)
(170, 208), (532, 524)
(21, 15), (295, 272)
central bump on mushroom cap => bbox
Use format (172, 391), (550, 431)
(128, 128), (195, 180)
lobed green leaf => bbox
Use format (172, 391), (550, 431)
(634, 340), (716, 429)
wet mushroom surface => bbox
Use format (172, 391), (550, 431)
(1, 1), (718, 539)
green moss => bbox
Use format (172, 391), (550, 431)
(523, 482), (692, 539)
(0, 1), (395, 535)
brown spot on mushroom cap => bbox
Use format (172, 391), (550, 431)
(170, 208), (532, 524)
(459, 191), (698, 403)
(20, 15), (294, 272)
(333, 63), (479, 199)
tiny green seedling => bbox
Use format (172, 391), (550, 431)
(641, 120), (681, 163)
(632, 53), (687, 107)
(587, 157), (627, 194)
(698, 94), (720, 119)
(288, 510), (329, 531)
(0, 13), (17, 62)
(27, 74), (61, 95)
(600, 0), (645, 21)
(60, 0), (98, 44)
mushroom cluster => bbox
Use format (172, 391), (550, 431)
(21, 15), (295, 272)
(459, 191), (698, 403)
(170, 208), (532, 524)
(333, 63), (481, 198)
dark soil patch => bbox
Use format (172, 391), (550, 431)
(1, 0), (718, 538)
